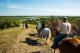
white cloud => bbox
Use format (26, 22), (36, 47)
(7, 5), (19, 8)
(6, 3), (22, 9)
(39, 8), (80, 16)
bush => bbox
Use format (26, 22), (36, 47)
(0, 19), (20, 30)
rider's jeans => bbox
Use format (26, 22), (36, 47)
(51, 33), (68, 49)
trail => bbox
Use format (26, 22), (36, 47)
(14, 26), (60, 53)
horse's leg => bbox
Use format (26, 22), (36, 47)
(52, 49), (56, 53)
(52, 49), (54, 53)
(52, 49), (60, 53)
(40, 31), (44, 44)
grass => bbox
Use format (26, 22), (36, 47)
(0, 27), (24, 53)
(0, 24), (53, 53)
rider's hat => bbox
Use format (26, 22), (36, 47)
(63, 16), (68, 20)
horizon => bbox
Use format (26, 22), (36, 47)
(0, 0), (80, 16)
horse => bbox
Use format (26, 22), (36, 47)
(39, 27), (51, 45)
(58, 38), (80, 53)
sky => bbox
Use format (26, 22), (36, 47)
(0, 0), (80, 16)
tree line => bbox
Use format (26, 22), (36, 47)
(0, 16), (80, 31)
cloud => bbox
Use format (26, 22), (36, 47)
(41, 8), (80, 16)
(0, 1), (22, 9)
(6, 4), (22, 9)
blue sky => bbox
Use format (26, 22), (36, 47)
(0, 0), (80, 16)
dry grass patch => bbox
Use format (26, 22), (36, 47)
(0, 27), (24, 53)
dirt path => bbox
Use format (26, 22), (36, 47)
(14, 27), (60, 53)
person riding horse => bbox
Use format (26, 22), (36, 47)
(51, 17), (71, 49)
(36, 18), (45, 35)
(36, 18), (51, 44)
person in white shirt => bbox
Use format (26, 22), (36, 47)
(51, 17), (71, 49)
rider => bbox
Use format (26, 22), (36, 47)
(36, 18), (45, 35)
(51, 17), (71, 49)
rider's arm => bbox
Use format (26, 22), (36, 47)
(67, 23), (71, 34)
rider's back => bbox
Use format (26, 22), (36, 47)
(60, 22), (71, 35)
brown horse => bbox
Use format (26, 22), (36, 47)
(58, 38), (80, 53)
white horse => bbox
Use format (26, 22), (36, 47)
(39, 28), (51, 44)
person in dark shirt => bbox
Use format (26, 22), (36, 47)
(36, 18), (45, 35)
